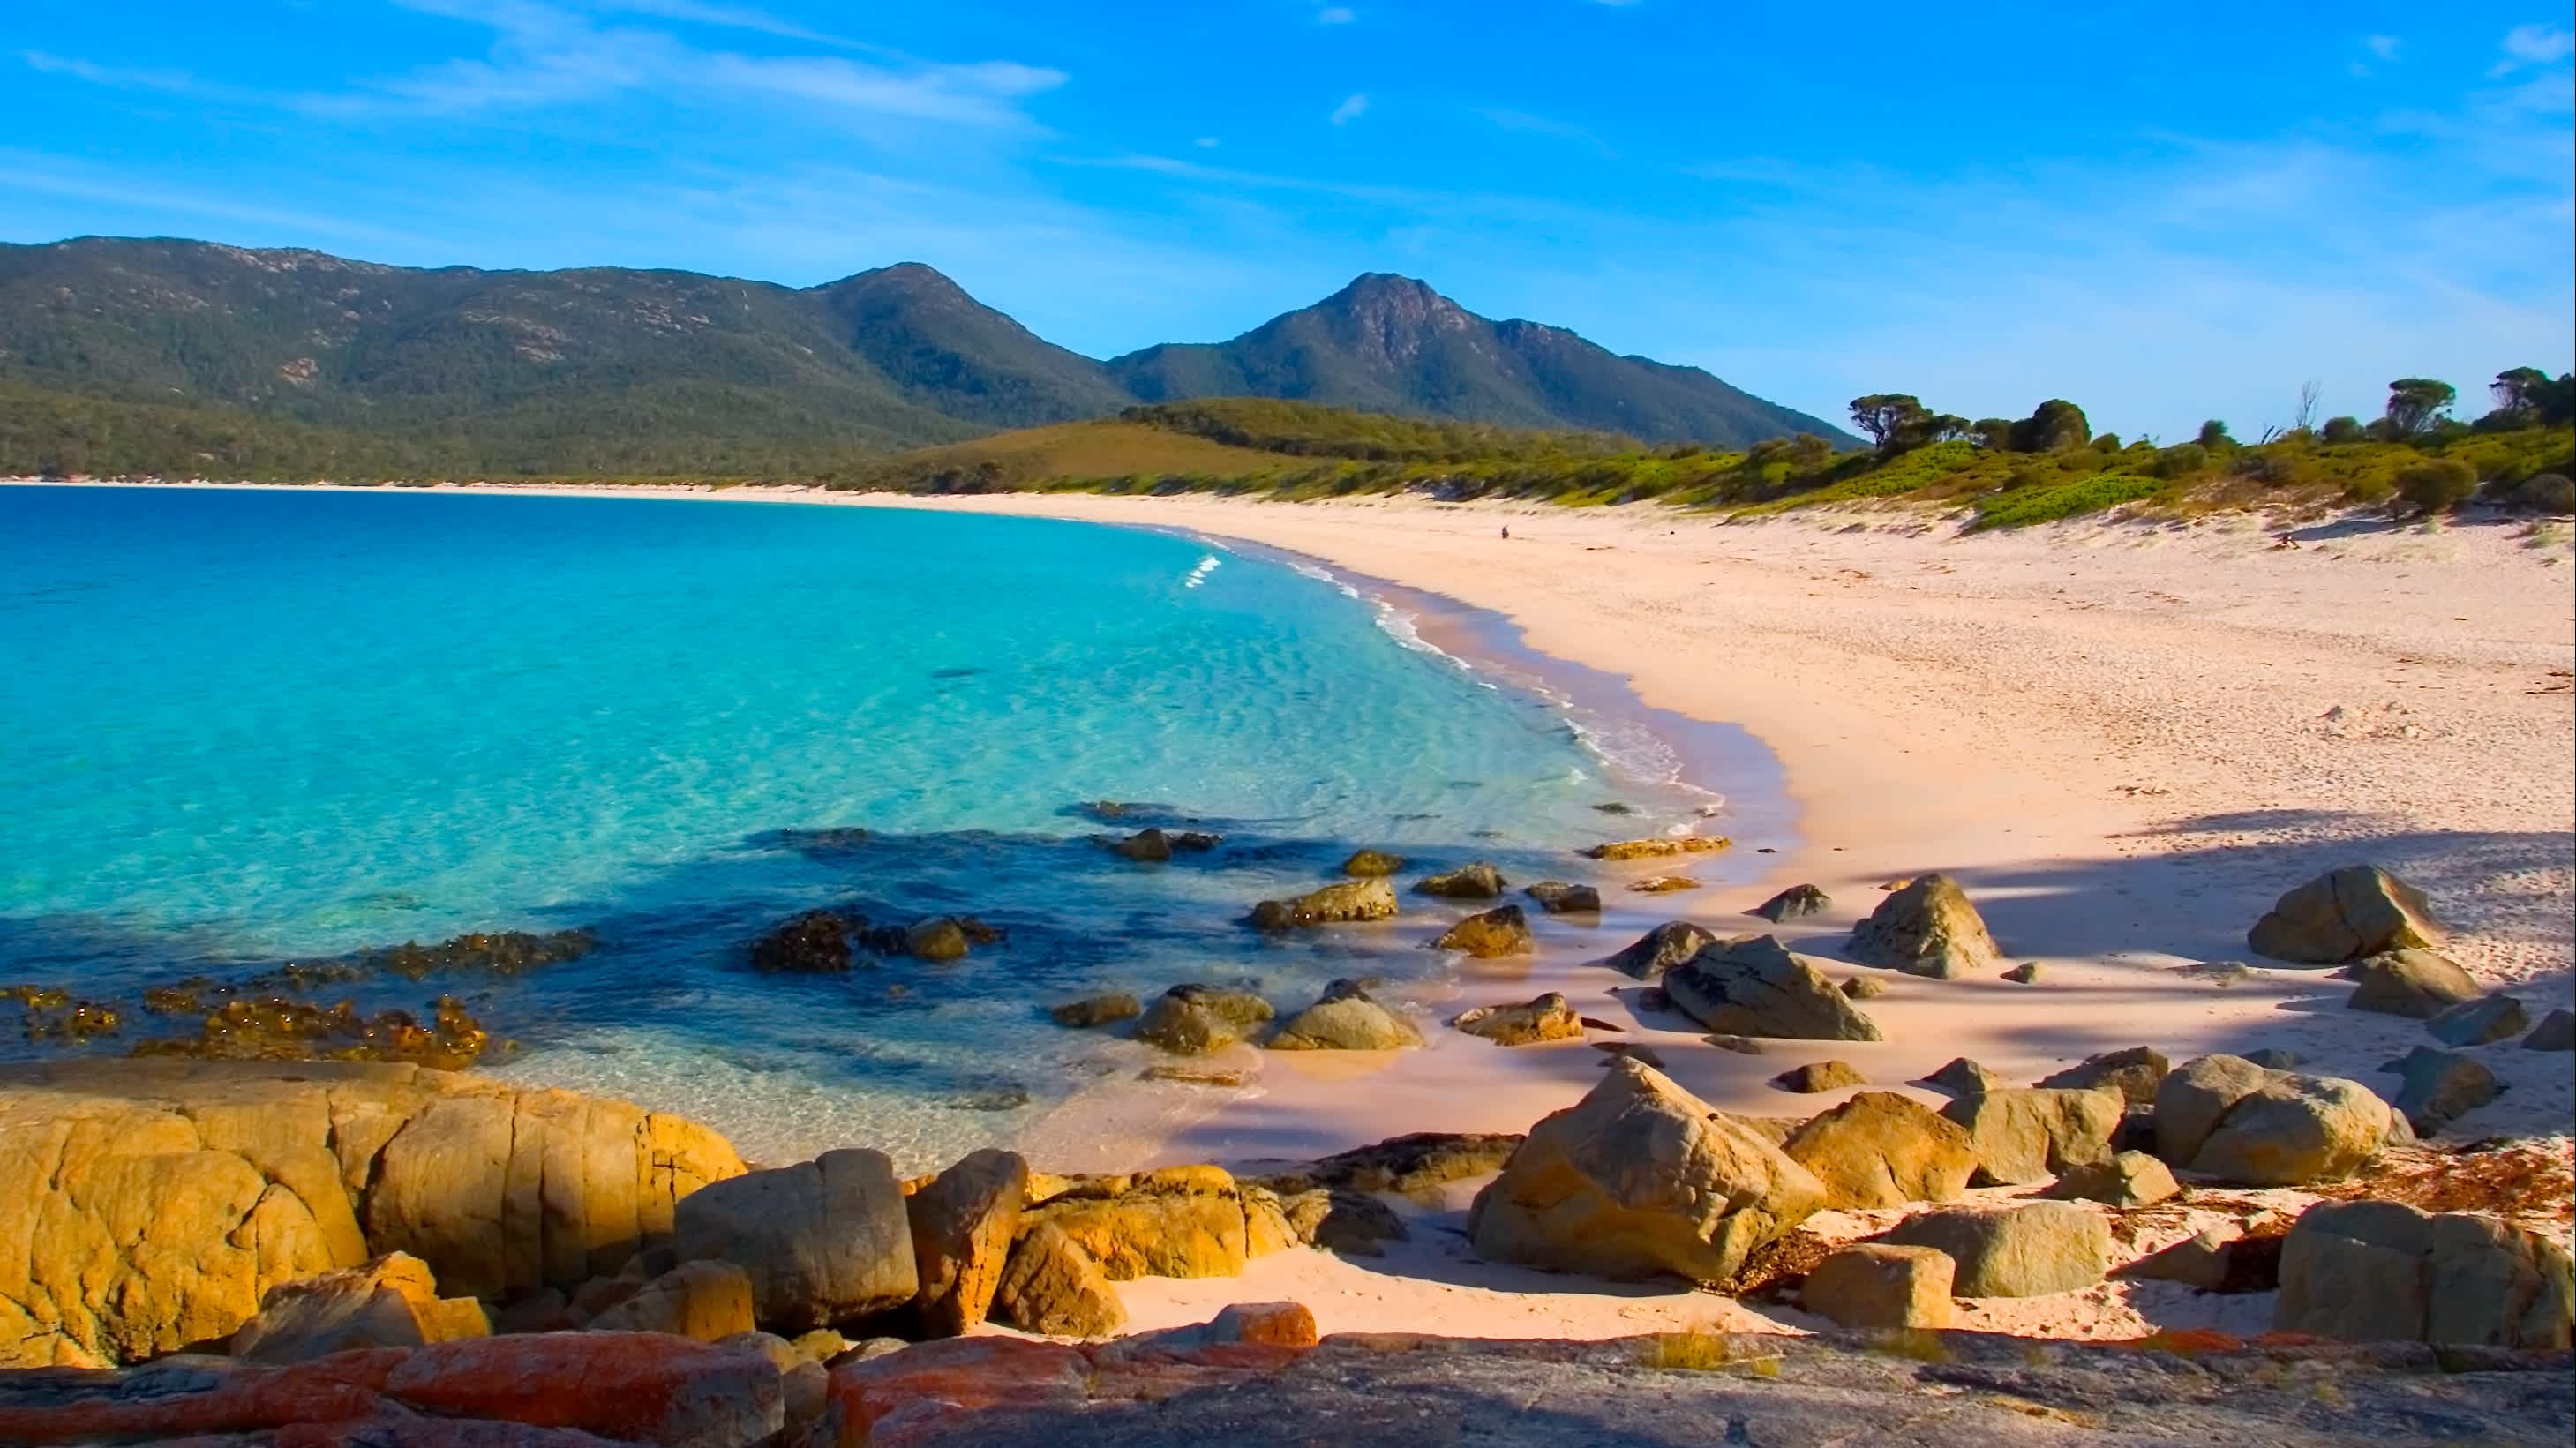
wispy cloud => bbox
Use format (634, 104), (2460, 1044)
(1477, 107), (1614, 157)
(1193, 136), (1220, 148)
(2363, 34), (2400, 61)
(1328, 92), (1368, 125)
(19, 49), (229, 99)
(2490, 23), (2575, 76)
(1316, 6), (1356, 23)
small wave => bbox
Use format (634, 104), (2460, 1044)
(1183, 555), (1221, 589)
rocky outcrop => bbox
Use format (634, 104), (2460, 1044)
(228, 1253), (487, 1366)
(2154, 1054), (2400, 1187)
(1451, 992), (1584, 1046)
(1134, 984), (1275, 1054)
(2044, 1151), (2180, 1207)
(1431, 904), (1535, 957)
(905, 1149), (1026, 1337)
(748, 910), (857, 973)
(1662, 937), (1883, 1041)
(673, 1149), (916, 1334)
(993, 1223), (1124, 1338)
(1248, 878), (1400, 930)
(2249, 865), (2442, 964)
(1748, 884), (1831, 923)
(1048, 993), (1140, 1028)
(2386, 1047), (2499, 1135)
(0, 1059), (743, 1369)
(1522, 881), (1601, 913)
(1938, 1087), (2122, 1187)
(1584, 837), (1729, 860)
(1596, 921), (1718, 980)
(1276, 1190), (1408, 1256)
(1020, 1166), (1252, 1281)
(1882, 1202), (2110, 1298)
(586, 1260), (757, 1342)
(1782, 1092), (1975, 1210)
(1415, 862), (1507, 898)
(1109, 828), (1214, 862)
(1269, 980), (1425, 1051)
(902, 918), (973, 963)
(1802, 1244), (1955, 1330)
(1846, 874), (1999, 979)
(2348, 949), (2482, 1017)
(2276, 1200), (2572, 1348)
(1468, 1058), (1827, 1286)
(2034, 1047), (2169, 1107)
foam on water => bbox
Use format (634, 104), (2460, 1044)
(0, 487), (1748, 1170)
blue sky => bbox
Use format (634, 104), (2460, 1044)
(6, 0), (2572, 439)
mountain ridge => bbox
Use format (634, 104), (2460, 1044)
(0, 236), (1854, 477)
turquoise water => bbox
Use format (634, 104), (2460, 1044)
(0, 486), (1726, 1167)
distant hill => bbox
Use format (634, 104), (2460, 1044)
(0, 237), (1849, 478)
(1107, 274), (1850, 446)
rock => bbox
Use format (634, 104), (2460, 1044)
(492, 1287), (573, 1335)
(2527, 1009), (2576, 1051)
(569, 1275), (643, 1324)
(0, 1059), (744, 1369)
(2121, 1227), (2282, 1293)
(2045, 1151), (2180, 1207)
(1840, 976), (1886, 1000)
(1047, 994), (1140, 1029)
(1662, 936), (1883, 1041)
(2426, 994), (2529, 1047)
(993, 1223), (1127, 1338)
(587, 1261), (757, 1342)
(2001, 962), (2042, 984)
(1110, 828), (1175, 862)
(1846, 873), (1999, 980)
(1596, 921), (1718, 980)
(1584, 836), (1730, 860)
(229, 1253), (488, 1365)
(905, 1148), (1026, 1337)
(1250, 1132), (1525, 1200)
(2157, 1055), (2399, 1187)
(1278, 1189), (1409, 1256)
(1882, 1202), (2110, 1298)
(1270, 981), (1425, 1051)
(2244, 1047), (2302, 1069)
(1706, 1034), (1766, 1054)
(1415, 862), (1506, 898)
(1341, 849), (1406, 877)
(1134, 984), (1274, 1054)
(1628, 875), (1700, 893)
(1594, 1042), (1666, 1069)
(1939, 1088), (2123, 1187)
(2249, 864), (2442, 964)
(2034, 1047), (2170, 1107)
(1773, 1061), (1865, 1093)
(1431, 904), (1535, 957)
(1139, 1063), (1251, 1087)
(2277, 1201), (2573, 1348)
(1919, 1058), (2005, 1098)
(1522, 881), (1602, 913)
(748, 911), (856, 973)
(1248, 877), (1400, 930)
(1020, 1165), (1250, 1280)
(1781, 1092), (1974, 1210)
(2183, 960), (2257, 986)
(1450, 992), (1584, 1046)
(1468, 1058), (1828, 1286)
(2388, 1047), (2500, 1135)
(384, 1331), (785, 1447)
(1748, 884), (1831, 923)
(1801, 1244), (1956, 1330)
(2348, 949), (2482, 1018)
(672, 1149), (916, 1334)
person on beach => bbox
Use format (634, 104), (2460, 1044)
(1501, 524), (1510, 540)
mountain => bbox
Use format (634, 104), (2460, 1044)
(0, 237), (1849, 478)
(1106, 274), (1848, 446)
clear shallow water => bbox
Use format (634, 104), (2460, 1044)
(0, 486), (1726, 1167)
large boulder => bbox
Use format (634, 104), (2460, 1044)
(1134, 984), (1274, 1054)
(1523, 882), (1602, 914)
(1938, 1088), (2122, 1187)
(229, 1252), (488, 1365)
(0, 1059), (744, 1369)
(673, 1149), (917, 1333)
(1846, 874), (1999, 979)
(1048, 994), (1140, 1029)
(1749, 884), (1832, 923)
(2276, 1201), (2572, 1348)
(2348, 949), (2482, 1018)
(2045, 1151), (2180, 1207)
(992, 1223), (1125, 1338)
(1450, 993), (1584, 1046)
(1248, 877), (1399, 930)
(1920, 1057), (2007, 1098)
(586, 1260), (758, 1342)
(2527, 1009), (2576, 1052)
(1801, 1244), (1955, 1330)
(1468, 1058), (1828, 1286)
(1596, 921), (1719, 981)
(1662, 936), (1883, 1041)
(2249, 865), (2441, 964)
(1341, 849), (1406, 877)
(2154, 1054), (2398, 1187)
(2386, 1047), (2500, 1135)
(1431, 904), (1536, 957)
(1270, 981), (1425, 1051)
(384, 1332), (785, 1447)
(1019, 1165), (1250, 1281)
(1781, 1092), (1975, 1209)
(2425, 994), (2529, 1047)
(1882, 1202), (2110, 1298)
(2034, 1047), (2169, 1107)
(905, 1148), (1026, 1336)
(1416, 862), (1507, 898)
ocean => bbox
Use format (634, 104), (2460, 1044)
(0, 485), (1749, 1167)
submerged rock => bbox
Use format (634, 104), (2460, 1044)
(749, 910), (859, 973)
(1048, 993), (1141, 1028)
(1597, 922), (1718, 979)
(904, 917), (973, 963)
(1522, 881), (1602, 913)
(130, 992), (492, 1070)
(1627, 875), (1701, 893)
(1416, 862), (1507, 898)
(1431, 904), (1535, 957)
(2249, 864), (2442, 964)
(1847, 874), (1999, 979)
(1135, 984), (1274, 1054)
(1249, 877), (1400, 930)
(1341, 849), (1407, 877)
(1662, 936), (1884, 1041)
(1270, 980), (1425, 1051)
(1584, 836), (1731, 860)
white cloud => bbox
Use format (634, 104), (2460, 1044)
(2363, 34), (2400, 61)
(19, 49), (230, 98)
(1328, 92), (1368, 125)
(1317, 6), (1356, 22)
(1193, 136), (1220, 148)
(1477, 107), (1614, 157)
(2490, 23), (2575, 75)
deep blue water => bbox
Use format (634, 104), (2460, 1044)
(0, 486), (1723, 1166)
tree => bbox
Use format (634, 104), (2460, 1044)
(2384, 379), (2457, 439)
(2490, 367), (2576, 427)
(2092, 432), (2122, 452)
(1971, 417), (2015, 450)
(2292, 380), (2320, 435)
(1849, 394), (1933, 454)
(2008, 399), (2091, 453)
(2320, 415), (2364, 445)
(2196, 419), (2234, 448)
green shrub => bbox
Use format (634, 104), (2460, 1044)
(2321, 416), (2365, 445)
(1971, 475), (2164, 529)
(2092, 433), (2122, 452)
(2393, 458), (2478, 514)
(2153, 443), (2209, 479)
(2514, 473), (2575, 514)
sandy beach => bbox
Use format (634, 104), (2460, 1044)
(13, 477), (2574, 1343)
